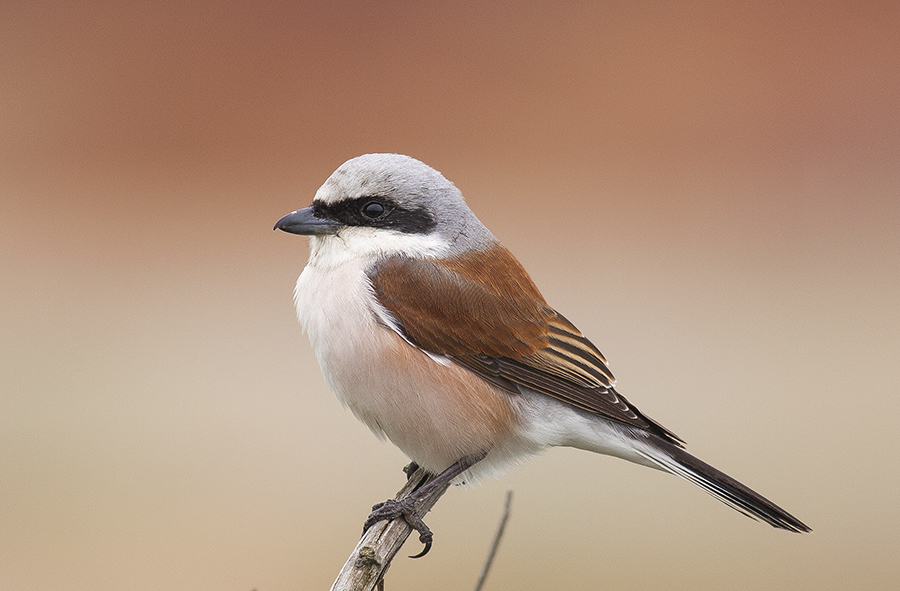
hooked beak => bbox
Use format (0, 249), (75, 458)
(274, 206), (342, 235)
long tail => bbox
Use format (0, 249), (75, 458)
(635, 437), (811, 533)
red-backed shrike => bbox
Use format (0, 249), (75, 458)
(275, 153), (809, 554)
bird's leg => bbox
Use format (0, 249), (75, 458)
(363, 451), (488, 558)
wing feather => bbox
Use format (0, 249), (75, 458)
(368, 248), (683, 446)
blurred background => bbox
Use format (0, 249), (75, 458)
(2, 1), (898, 589)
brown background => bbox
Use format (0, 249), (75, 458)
(2, 1), (898, 589)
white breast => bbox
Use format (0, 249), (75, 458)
(293, 254), (387, 414)
(292, 239), (531, 477)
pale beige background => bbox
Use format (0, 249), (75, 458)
(2, 1), (898, 589)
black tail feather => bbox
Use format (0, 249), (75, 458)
(637, 438), (811, 533)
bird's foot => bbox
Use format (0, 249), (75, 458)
(361, 452), (488, 559)
(363, 495), (433, 558)
(402, 461), (420, 480)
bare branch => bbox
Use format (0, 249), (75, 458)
(329, 466), (451, 591)
(472, 489), (514, 591)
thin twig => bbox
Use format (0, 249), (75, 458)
(330, 466), (450, 591)
(472, 489), (514, 591)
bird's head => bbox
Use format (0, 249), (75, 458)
(275, 154), (495, 265)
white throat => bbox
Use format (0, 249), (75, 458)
(306, 227), (451, 270)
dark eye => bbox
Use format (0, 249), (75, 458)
(361, 201), (386, 219)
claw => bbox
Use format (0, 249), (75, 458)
(362, 495), (435, 558)
(360, 453), (488, 559)
(408, 537), (432, 559)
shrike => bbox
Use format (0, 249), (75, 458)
(275, 153), (809, 555)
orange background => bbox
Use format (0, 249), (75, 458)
(2, 1), (898, 589)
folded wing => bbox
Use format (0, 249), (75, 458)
(367, 247), (684, 446)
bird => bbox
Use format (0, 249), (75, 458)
(274, 153), (810, 555)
